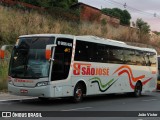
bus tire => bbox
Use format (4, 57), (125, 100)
(134, 82), (142, 97)
(73, 83), (84, 103)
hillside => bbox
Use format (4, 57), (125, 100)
(0, 5), (160, 48)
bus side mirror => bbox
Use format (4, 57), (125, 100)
(45, 44), (57, 60)
(0, 49), (4, 59)
(0, 45), (13, 59)
(0, 45), (7, 59)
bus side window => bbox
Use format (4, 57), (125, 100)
(87, 42), (95, 62)
(123, 49), (136, 65)
(148, 52), (156, 67)
(130, 50), (137, 65)
(144, 52), (151, 66)
(75, 40), (87, 61)
(74, 40), (93, 62)
(108, 46), (124, 64)
(135, 50), (146, 66)
(97, 44), (109, 63)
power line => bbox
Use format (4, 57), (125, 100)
(105, 0), (153, 16)
(103, 0), (160, 19)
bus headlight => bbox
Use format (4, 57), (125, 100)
(36, 81), (49, 87)
(8, 79), (13, 85)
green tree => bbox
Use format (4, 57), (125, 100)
(136, 18), (150, 42)
(136, 18), (150, 33)
(122, 10), (131, 25)
(36, 0), (51, 8)
(18, 0), (78, 9)
(52, 0), (78, 8)
(18, 0), (39, 6)
(101, 8), (131, 26)
(101, 8), (120, 18)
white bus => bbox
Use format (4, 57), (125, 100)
(2, 34), (157, 102)
(157, 56), (160, 90)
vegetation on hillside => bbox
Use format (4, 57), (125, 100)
(0, 60), (8, 91)
(101, 8), (131, 26)
(18, 0), (78, 9)
(134, 18), (151, 44)
(0, 5), (145, 47)
(136, 18), (150, 33)
(154, 32), (160, 35)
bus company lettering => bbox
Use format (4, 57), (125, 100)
(57, 41), (72, 47)
(73, 63), (109, 76)
(14, 79), (33, 83)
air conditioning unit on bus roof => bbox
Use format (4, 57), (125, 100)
(107, 39), (126, 45)
(81, 35), (126, 45)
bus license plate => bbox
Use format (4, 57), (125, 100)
(20, 89), (28, 93)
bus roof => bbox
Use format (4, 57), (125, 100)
(19, 34), (74, 39)
(19, 34), (156, 53)
(76, 35), (126, 45)
(76, 35), (156, 53)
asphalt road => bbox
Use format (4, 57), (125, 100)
(0, 91), (160, 120)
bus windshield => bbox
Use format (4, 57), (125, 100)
(9, 37), (55, 79)
(158, 57), (160, 70)
(158, 56), (160, 81)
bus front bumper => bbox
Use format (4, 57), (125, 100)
(8, 84), (52, 98)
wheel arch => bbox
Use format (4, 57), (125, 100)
(74, 80), (87, 95)
(133, 80), (143, 97)
(136, 80), (143, 91)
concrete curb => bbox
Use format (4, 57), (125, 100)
(0, 92), (36, 102)
(0, 97), (37, 102)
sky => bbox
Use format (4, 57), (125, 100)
(79, 0), (160, 32)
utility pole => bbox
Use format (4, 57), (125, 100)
(123, 3), (127, 8)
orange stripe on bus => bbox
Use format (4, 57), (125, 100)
(113, 65), (145, 82)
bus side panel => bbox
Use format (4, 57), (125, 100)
(71, 62), (157, 96)
(142, 66), (157, 93)
(50, 77), (73, 98)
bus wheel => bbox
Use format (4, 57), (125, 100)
(134, 82), (142, 97)
(73, 84), (83, 103)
